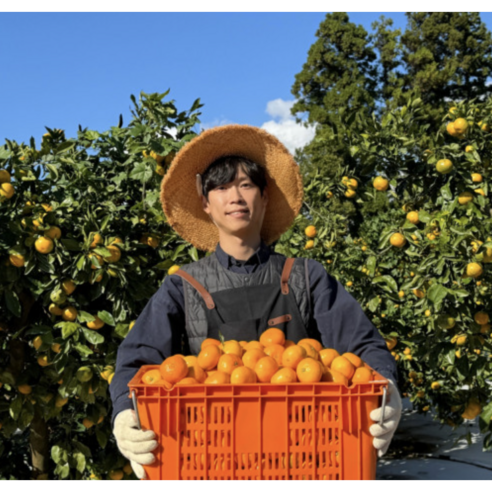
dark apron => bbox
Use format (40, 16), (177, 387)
(205, 280), (310, 344)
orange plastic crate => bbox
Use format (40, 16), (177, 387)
(128, 365), (388, 480)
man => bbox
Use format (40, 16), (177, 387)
(111, 124), (401, 479)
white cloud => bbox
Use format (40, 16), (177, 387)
(199, 118), (235, 132)
(261, 98), (316, 154)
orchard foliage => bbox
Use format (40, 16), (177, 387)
(277, 95), (492, 450)
(0, 91), (204, 479)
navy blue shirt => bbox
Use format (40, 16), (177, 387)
(110, 241), (397, 425)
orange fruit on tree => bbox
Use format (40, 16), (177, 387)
(373, 176), (389, 191)
(62, 306), (78, 321)
(259, 327), (285, 347)
(254, 356), (279, 382)
(176, 377), (199, 385)
(385, 337), (397, 351)
(90, 233), (103, 248)
(35, 236), (54, 254)
(298, 338), (322, 352)
(142, 369), (163, 384)
(474, 312), (489, 325)
(305, 225), (316, 238)
(321, 368), (349, 386)
(406, 211), (419, 224)
(282, 344), (307, 369)
(271, 367), (297, 384)
(319, 348), (340, 368)
(242, 348), (266, 369)
(351, 367), (373, 384)
(105, 244), (121, 263)
(230, 366), (256, 384)
(245, 340), (265, 351)
(466, 262), (483, 278)
(436, 159), (453, 174)
(222, 340), (243, 357)
(205, 371), (230, 385)
(453, 118), (468, 135)
(342, 352), (363, 368)
(201, 338), (222, 351)
(61, 279), (76, 295)
(296, 358), (322, 383)
(264, 343), (285, 366)
(160, 355), (189, 384)
(390, 233), (406, 248)
(9, 254), (25, 267)
(297, 341), (318, 360)
(461, 400), (482, 420)
(471, 173), (483, 183)
(87, 316), (104, 330)
(0, 182), (14, 200)
(458, 191), (473, 205)
(331, 356), (356, 380)
(217, 353), (244, 375)
(197, 344), (222, 371)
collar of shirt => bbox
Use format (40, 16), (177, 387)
(215, 240), (271, 269)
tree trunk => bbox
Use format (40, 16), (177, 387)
(29, 410), (49, 479)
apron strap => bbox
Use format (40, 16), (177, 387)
(172, 270), (215, 310)
(280, 257), (295, 295)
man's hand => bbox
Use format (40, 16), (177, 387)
(113, 409), (159, 479)
(369, 379), (402, 457)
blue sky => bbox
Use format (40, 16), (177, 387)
(1, 12), (491, 154)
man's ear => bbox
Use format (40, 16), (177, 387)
(201, 195), (210, 214)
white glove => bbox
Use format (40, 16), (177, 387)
(113, 409), (158, 479)
(369, 379), (402, 457)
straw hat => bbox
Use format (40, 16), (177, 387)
(160, 124), (304, 252)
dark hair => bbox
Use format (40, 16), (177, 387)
(200, 155), (268, 201)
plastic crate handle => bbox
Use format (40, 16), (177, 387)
(131, 390), (142, 430)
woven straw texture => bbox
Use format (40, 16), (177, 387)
(160, 124), (304, 252)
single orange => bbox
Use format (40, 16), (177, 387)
(160, 355), (189, 384)
(176, 377), (199, 385)
(217, 353), (244, 375)
(342, 352), (363, 368)
(204, 371), (230, 384)
(351, 367), (373, 385)
(297, 341), (319, 360)
(201, 338), (222, 351)
(254, 356), (279, 382)
(242, 348), (265, 370)
(281, 344), (306, 370)
(296, 358), (322, 383)
(319, 348), (340, 368)
(142, 369), (163, 385)
(331, 356), (355, 380)
(222, 340), (243, 357)
(264, 343), (285, 366)
(239, 341), (248, 349)
(186, 364), (207, 383)
(259, 328), (285, 347)
(245, 340), (265, 351)
(271, 367), (297, 384)
(322, 368), (349, 386)
(230, 366), (256, 384)
(197, 344), (222, 371)
(184, 355), (199, 368)
(298, 338), (323, 352)
(284, 340), (295, 348)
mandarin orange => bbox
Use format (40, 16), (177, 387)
(197, 344), (221, 371)
(281, 344), (306, 369)
(298, 341), (319, 360)
(242, 348), (266, 369)
(271, 367), (297, 384)
(322, 368), (349, 386)
(201, 338), (222, 351)
(187, 364), (207, 383)
(230, 366), (256, 384)
(222, 340), (243, 357)
(296, 358), (322, 382)
(217, 353), (244, 375)
(351, 367), (373, 384)
(298, 338), (323, 352)
(331, 356), (355, 380)
(319, 348), (340, 368)
(204, 371), (230, 385)
(254, 356), (279, 382)
(264, 343), (285, 365)
(176, 377), (199, 385)
(142, 369), (163, 384)
(259, 328), (285, 347)
(160, 355), (189, 384)
(245, 340), (265, 351)
(342, 352), (363, 368)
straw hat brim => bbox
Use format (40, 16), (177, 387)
(160, 124), (304, 252)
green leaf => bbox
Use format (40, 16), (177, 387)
(427, 284), (448, 305)
(5, 290), (21, 318)
(480, 401), (492, 427)
(51, 445), (63, 464)
(73, 451), (86, 473)
(418, 210), (431, 223)
(55, 141), (76, 154)
(74, 344), (93, 357)
(130, 162), (153, 183)
(81, 327), (104, 345)
(77, 311), (95, 323)
(96, 428), (108, 449)
(60, 239), (81, 251)
(441, 184), (452, 200)
(73, 440), (92, 457)
(9, 397), (22, 420)
(372, 275), (398, 293)
(368, 297), (380, 312)
(97, 310), (115, 326)
(60, 322), (78, 339)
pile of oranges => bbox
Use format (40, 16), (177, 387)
(140, 328), (376, 387)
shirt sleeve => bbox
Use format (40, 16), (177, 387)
(109, 274), (185, 427)
(307, 259), (398, 384)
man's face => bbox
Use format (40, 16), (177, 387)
(201, 166), (268, 241)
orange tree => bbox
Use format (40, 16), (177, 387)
(0, 91), (204, 479)
(276, 94), (492, 450)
